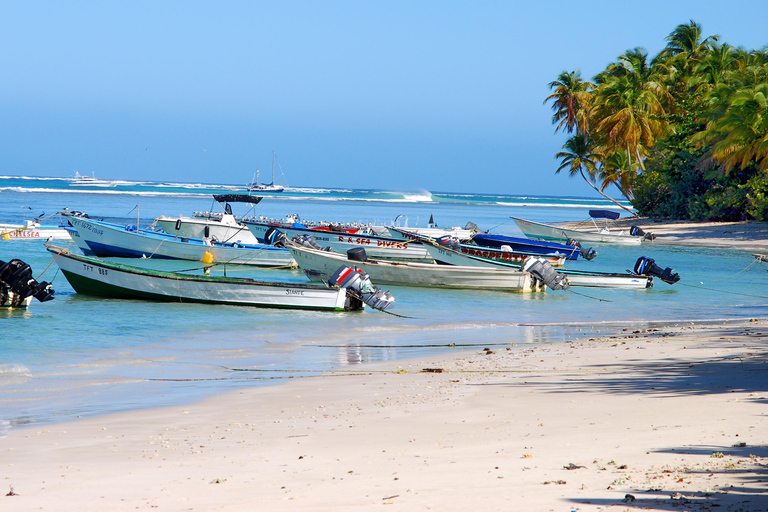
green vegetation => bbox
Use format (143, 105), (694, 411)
(545, 20), (768, 220)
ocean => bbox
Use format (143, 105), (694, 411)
(2, 175), (766, 433)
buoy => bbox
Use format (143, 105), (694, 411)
(202, 251), (214, 264)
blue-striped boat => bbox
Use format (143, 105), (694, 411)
(471, 233), (588, 260)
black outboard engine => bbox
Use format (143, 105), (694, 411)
(347, 247), (368, 262)
(264, 227), (287, 247)
(0, 258), (55, 306)
(634, 256), (680, 284)
(566, 238), (597, 261)
(436, 235), (461, 251)
(630, 225), (656, 241)
(522, 257), (570, 291)
(464, 222), (480, 235)
(292, 234), (322, 250)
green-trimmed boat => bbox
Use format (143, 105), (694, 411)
(45, 244), (364, 311)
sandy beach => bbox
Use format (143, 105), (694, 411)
(4, 221), (768, 511)
(4, 319), (767, 511)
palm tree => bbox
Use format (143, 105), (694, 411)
(599, 150), (636, 200)
(693, 42), (736, 90)
(591, 48), (668, 177)
(544, 70), (593, 136)
(556, 135), (635, 214)
(657, 19), (719, 77)
(707, 83), (768, 173)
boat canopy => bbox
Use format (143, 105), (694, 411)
(213, 194), (263, 205)
(588, 209), (620, 220)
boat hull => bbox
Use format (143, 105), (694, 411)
(288, 243), (540, 292)
(471, 233), (581, 259)
(424, 243), (565, 267)
(245, 221), (432, 262)
(511, 217), (642, 245)
(48, 247), (354, 311)
(65, 216), (296, 267)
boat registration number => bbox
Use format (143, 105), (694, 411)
(81, 264), (109, 275)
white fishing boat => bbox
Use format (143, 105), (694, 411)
(246, 220), (433, 262)
(423, 243), (652, 289)
(69, 172), (118, 188)
(246, 151), (284, 192)
(154, 194), (262, 244)
(63, 213), (296, 268)
(512, 211), (650, 245)
(1, 221), (71, 241)
(45, 245), (367, 311)
(285, 241), (544, 292)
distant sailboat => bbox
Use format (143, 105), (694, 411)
(246, 151), (284, 192)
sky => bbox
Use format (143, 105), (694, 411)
(1, 1), (767, 197)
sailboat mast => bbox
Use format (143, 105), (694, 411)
(271, 151), (275, 185)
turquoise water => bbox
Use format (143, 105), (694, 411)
(2, 176), (767, 432)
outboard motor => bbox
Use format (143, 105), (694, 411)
(522, 257), (570, 291)
(464, 222), (480, 235)
(347, 247), (368, 262)
(329, 265), (363, 291)
(634, 256), (680, 284)
(264, 227), (287, 247)
(566, 238), (597, 261)
(0, 258), (55, 305)
(329, 265), (395, 311)
(630, 225), (656, 241)
(436, 235), (461, 251)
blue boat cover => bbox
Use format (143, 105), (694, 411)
(588, 209), (620, 220)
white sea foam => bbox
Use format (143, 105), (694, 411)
(0, 187), (213, 198)
(0, 363), (33, 386)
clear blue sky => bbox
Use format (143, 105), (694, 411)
(1, 1), (766, 197)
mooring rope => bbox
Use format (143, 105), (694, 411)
(678, 282), (768, 299)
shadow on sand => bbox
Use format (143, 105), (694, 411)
(533, 333), (767, 510)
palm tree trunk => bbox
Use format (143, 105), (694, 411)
(579, 169), (635, 216)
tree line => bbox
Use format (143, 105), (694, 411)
(546, 20), (768, 220)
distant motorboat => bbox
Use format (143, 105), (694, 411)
(69, 172), (117, 188)
(246, 151), (284, 192)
